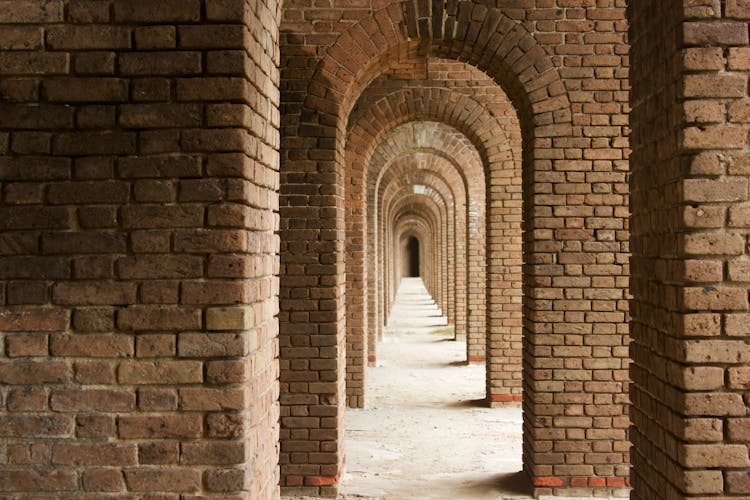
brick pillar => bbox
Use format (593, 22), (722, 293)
(0, 1), (280, 497)
(278, 79), (346, 500)
(630, 0), (750, 497)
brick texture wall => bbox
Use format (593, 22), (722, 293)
(0, 0), (280, 497)
(630, 0), (750, 498)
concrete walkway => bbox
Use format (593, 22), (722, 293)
(285, 278), (620, 499)
(339, 277), (530, 499)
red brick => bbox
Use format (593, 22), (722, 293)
(113, 0), (201, 22)
(50, 334), (133, 358)
(119, 52), (202, 76)
(50, 389), (135, 412)
(0, 309), (69, 332)
(0, 415), (72, 437)
(82, 469), (126, 492)
(119, 104), (202, 128)
(5, 334), (48, 356)
(53, 443), (136, 466)
(0, 206), (72, 230)
(684, 22), (749, 45)
(178, 388), (244, 411)
(0, 26), (43, 50)
(117, 306), (202, 331)
(138, 441), (179, 464)
(123, 468), (202, 492)
(0, 470), (76, 492)
(46, 26), (130, 50)
(118, 360), (203, 384)
(0, 1), (64, 23)
(118, 415), (202, 439)
(119, 255), (202, 280)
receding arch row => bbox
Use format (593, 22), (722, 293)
(347, 85), (522, 405)
(374, 150), (469, 344)
(279, 1), (630, 494)
(345, 148), (464, 407)
(391, 201), (446, 305)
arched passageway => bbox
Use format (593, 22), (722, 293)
(279, 1), (629, 497)
(405, 236), (420, 277)
(10, 2), (750, 500)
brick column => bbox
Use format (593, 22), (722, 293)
(630, 0), (750, 497)
(0, 1), (280, 497)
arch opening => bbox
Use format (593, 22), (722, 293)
(406, 236), (420, 277)
(279, 2), (630, 497)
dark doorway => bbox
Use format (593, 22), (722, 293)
(408, 236), (420, 277)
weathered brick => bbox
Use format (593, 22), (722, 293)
(0, 206), (72, 230)
(181, 442), (244, 465)
(50, 334), (133, 358)
(0, 416), (72, 437)
(679, 444), (750, 468)
(46, 26), (130, 50)
(123, 468), (202, 492)
(82, 469), (126, 492)
(121, 205), (203, 229)
(119, 52), (202, 76)
(50, 389), (135, 412)
(53, 282), (136, 305)
(118, 255), (203, 279)
(117, 306), (202, 331)
(684, 21), (749, 45)
(118, 155), (202, 178)
(0, 470), (76, 492)
(113, 0), (201, 22)
(119, 104), (202, 128)
(0, 309), (69, 332)
(118, 415), (202, 439)
(118, 360), (203, 384)
(5, 334), (48, 356)
(0, 1), (64, 23)
(178, 333), (246, 357)
(178, 388), (244, 411)
(0, 26), (43, 50)
(53, 443), (136, 466)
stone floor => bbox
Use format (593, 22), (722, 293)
(287, 278), (620, 499)
(341, 278), (529, 499)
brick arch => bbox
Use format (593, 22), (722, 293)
(398, 229), (428, 280)
(365, 118), (488, 349)
(278, 0), (626, 493)
(394, 217), (436, 295)
(376, 153), (463, 341)
(345, 104), (497, 408)
(389, 195), (448, 315)
(370, 125), (483, 349)
(358, 119), (486, 364)
(304, 1), (571, 136)
(345, 150), (458, 407)
(392, 201), (445, 305)
(345, 87), (520, 404)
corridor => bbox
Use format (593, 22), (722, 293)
(339, 278), (528, 499)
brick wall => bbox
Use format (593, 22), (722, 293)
(630, 0), (750, 498)
(0, 0), (280, 497)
